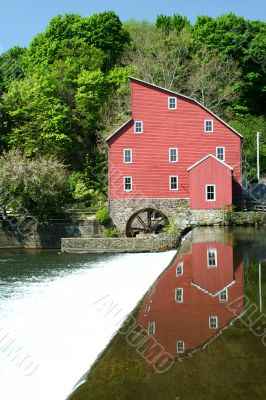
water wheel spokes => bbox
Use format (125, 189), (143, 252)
(126, 208), (169, 237)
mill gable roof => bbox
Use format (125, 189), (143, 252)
(106, 77), (243, 143)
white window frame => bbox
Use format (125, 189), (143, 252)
(134, 120), (143, 134)
(219, 289), (228, 303)
(170, 176), (179, 191)
(168, 96), (177, 110)
(124, 176), (132, 192)
(175, 288), (183, 303)
(209, 316), (218, 329)
(124, 149), (132, 164)
(204, 119), (214, 133)
(216, 146), (225, 161)
(176, 262), (183, 276)
(206, 184), (216, 201)
(176, 340), (185, 354)
(207, 248), (217, 268)
(169, 148), (178, 163)
(148, 321), (156, 335)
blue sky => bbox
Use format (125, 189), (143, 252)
(1, 0), (266, 53)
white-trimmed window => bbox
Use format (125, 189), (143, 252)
(134, 121), (143, 134)
(204, 119), (214, 132)
(124, 176), (132, 192)
(207, 248), (217, 268)
(148, 321), (156, 335)
(209, 316), (218, 329)
(176, 340), (185, 353)
(170, 176), (178, 191)
(169, 148), (178, 162)
(219, 289), (228, 302)
(124, 149), (132, 163)
(216, 147), (225, 161)
(206, 184), (216, 201)
(176, 262), (183, 276)
(168, 97), (177, 109)
(175, 288), (183, 303)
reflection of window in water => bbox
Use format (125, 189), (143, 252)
(207, 248), (217, 267)
(209, 316), (218, 329)
(219, 289), (228, 302)
(176, 340), (185, 353)
(176, 262), (183, 276)
(148, 321), (156, 335)
(175, 288), (183, 303)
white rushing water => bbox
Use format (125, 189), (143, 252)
(0, 251), (176, 400)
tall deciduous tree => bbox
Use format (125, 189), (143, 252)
(1, 73), (73, 159)
(0, 46), (26, 93)
(24, 11), (130, 72)
(191, 13), (266, 116)
(123, 24), (192, 92)
(230, 115), (266, 180)
(187, 48), (242, 116)
(156, 14), (191, 32)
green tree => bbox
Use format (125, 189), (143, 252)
(0, 46), (27, 93)
(230, 115), (266, 181)
(187, 47), (242, 116)
(2, 73), (73, 158)
(123, 25), (192, 91)
(192, 13), (266, 115)
(24, 12), (130, 72)
(156, 14), (191, 32)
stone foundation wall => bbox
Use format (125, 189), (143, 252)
(109, 198), (266, 233)
(109, 198), (190, 230)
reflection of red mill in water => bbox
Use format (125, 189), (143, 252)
(137, 239), (244, 358)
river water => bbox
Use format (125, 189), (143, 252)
(0, 249), (176, 400)
(69, 227), (266, 400)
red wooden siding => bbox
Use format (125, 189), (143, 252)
(189, 156), (233, 209)
(137, 242), (244, 356)
(108, 79), (242, 202)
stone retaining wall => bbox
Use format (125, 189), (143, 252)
(1, 210), (265, 251)
(0, 218), (102, 249)
(61, 234), (180, 254)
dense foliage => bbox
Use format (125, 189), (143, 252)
(0, 150), (69, 221)
(0, 11), (265, 217)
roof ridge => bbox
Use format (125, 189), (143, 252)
(188, 154), (233, 171)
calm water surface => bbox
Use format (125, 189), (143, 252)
(70, 227), (266, 400)
(0, 249), (175, 400)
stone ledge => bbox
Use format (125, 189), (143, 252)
(61, 234), (180, 254)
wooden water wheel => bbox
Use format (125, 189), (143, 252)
(126, 208), (169, 237)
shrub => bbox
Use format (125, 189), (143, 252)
(0, 149), (69, 222)
(102, 227), (120, 237)
(164, 216), (180, 236)
(95, 206), (110, 225)
(68, 172), (93, 204)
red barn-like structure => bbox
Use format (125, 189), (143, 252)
(107, 78), (243, 233)
(188, 155), (233, 209)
